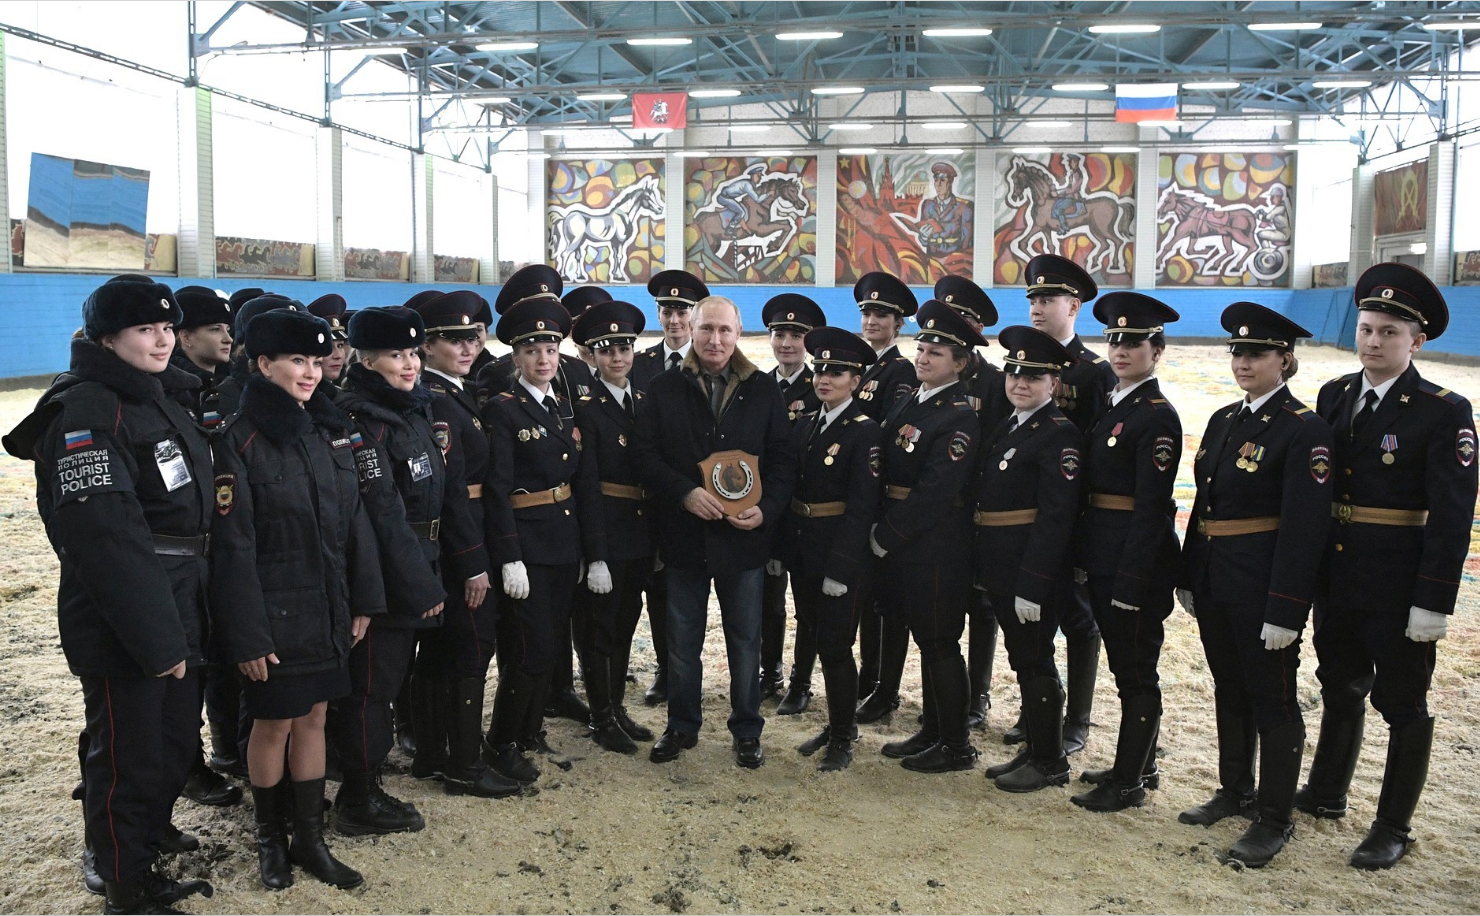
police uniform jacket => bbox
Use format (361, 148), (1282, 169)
(337, 364), (451, 626)
(775, 365), (821, 424)
(974, 400), (1082, 603)
(481, 383), (605, 568)
(965, 352), (1013, 431)
(475, 351), (596, 415)
(873, 382), (980, 566)
(776, 404), (883, 590)
(209, 376), (387, 672)
(574, 385), (653, 563)
(1075, 379), (1182, 609)
(469, 346), (495, 382)
(1055, 335), (1116, 432)
(1181, 386), (1335, 630)
(630, 341), (681, 392)
(211, 356), (250, 420)
(855, 344), (916, 422)
(632, 349), (798, 576)
(167, 348), (229, 428)
(3, 340), (213, 678)
(423, 370), (491, 582)
(1317, 364), (1479, 615)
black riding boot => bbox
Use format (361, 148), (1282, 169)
(903, 654), (979, 773)
(393, 668), (416, 756)
(882, 663), (937, 758)
(1229, 720), (1305, 867)
(857, 607), (882, 700)
(1350, 717), (1434, 870)
(816, 657), (859, 771)
(251, 782), (293, 890)
(1295, 702), (1366, 819)
(759, 597), (786, 701)
(967, 604), (998, 729)
(1179, 693), (1258, 825)
(777, 620), (817, 716)
(444, 678), (523, 798)
(1072, 695), (1160, 811)
(410, 674), (452, 780)
(611, 638), (653, 741)
(289, 778), (363, 888)
(1062, 633), (1100, 755)
(484, 669), (541, 784)
(1081, 718), (1161, 789)
(857, 612), (908, 723)
(995, 676), (1070, 792)
(546, 627), (591, 723)
(585, 654), (638, 754)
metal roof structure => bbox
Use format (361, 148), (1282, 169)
(194, 1), (1480, 157)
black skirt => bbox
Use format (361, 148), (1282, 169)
(241, 665), (350, 720)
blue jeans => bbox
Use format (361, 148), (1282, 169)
(665, 565), (766, 739)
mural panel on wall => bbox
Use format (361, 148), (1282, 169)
(1156, 151), (1295, 287)
(1373, 159), (1428, 237)
(684, 155), (817, 284)
(547, 158), (665, 285)
(993, 152), (1136, 287)
(836, 152), (974, 285)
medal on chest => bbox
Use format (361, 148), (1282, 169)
(1236, 442), (1264, 472)
(860, 379), (878, 401)
(999, 447), (1016, 471)
(1106, 422), (1123, 448)
(897, 424), (921, 452)
(824, 443), (840, 466)
(1380, 434), (1398, 465)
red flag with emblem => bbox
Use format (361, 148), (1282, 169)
(632, 92), (687, 130)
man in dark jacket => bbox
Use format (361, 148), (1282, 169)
(633, 296), (797, 768)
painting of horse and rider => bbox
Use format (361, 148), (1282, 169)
(992, 151), (1138, 288)
(685, 156), (818, 284)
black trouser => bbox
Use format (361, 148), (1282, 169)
(644, 567), (669, 672)
(1060, 578), (1101, 641)
(792, 574), (866, 666)
(201, 664), (241, 761)
(761, 567), (789, 676)
(1194, 596), (1302, 730)
(1313, 602), (1435, 730)
(1087, 574), (1169, 708)
(885, 560), (972, 747)
(574, 557), (650, 659)
(330, 624), (418, 773)
(496, 563), (579, 678)
(80, 671), (200, 882)
(418, 574), (498, 681)
(988, 591), (1063, 684)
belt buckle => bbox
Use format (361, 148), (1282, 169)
(429, 519), (441, 541)
(1336, 504), (1353, 524)
(201, 533), (211, 557)
(1195, 518), (1207, 535)
(799, 502), (813, 518)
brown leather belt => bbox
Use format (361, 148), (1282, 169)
(467, 484), (483, 499)
(1332, 504), (1429, 527)
(153, 533), (209, 557)
(600, 481), (647, 500)
(1088, 493), (1136, 511)
(509, 483), (572, 509)
(973, 509), (1039, 527)
(885, 485), (912, 500)
(1195, 516), (1280, 537)
(791, 498), (846, 518)
(409, 519), (441, 541)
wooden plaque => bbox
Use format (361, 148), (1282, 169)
(698, 449), (762, 516)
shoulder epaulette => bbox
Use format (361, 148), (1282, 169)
(1050, 414), (1071, 425)
(493, 391), (517, 403)
(854, 414), (869, 423)
(1090, 355), (1107, 365)
(579, 395), (594, 402)
(951, 396), (975, 411)
(1417, 379), (1465, 404)
(1147, 397), (1173, 410)
(1282, 405), (1312, 420)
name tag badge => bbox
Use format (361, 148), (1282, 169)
(409, 452), (433, 482)
(153, 438), (193, 492)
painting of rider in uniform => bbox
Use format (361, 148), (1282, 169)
(1154, 151), (1295, 287)
(992, 150), (1137, 288)
(835, 152), (975, 285)
(685, 155), (817, 284)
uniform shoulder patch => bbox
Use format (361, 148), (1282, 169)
(1152, 435), (1175, 472)
(580, 395), (593, 402)
(432, 421), (451, 458)
(1050, 415), (1071, 425)
(1090, 354), (1107, 364)
(868, 445), (881, 477)
(214, 473), (236, 515)
(1310, 445), (1332, 484)
(1060, 447), (1081, 480)
(1458, 428), (1476, 467)
(948, 430), (971, 461)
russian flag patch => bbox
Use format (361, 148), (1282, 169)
(350, 432), (366, 449)
(64, 430), (94, 450)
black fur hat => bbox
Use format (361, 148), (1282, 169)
(246, 309), (334, 359)
(175, 286), (234, 331)
(233, 294), (302, 340)
(348, 306), (426, 350)
(82, 276), (183, 341)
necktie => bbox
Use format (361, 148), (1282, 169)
(624, 392), (635, 420)
(543, 394), (563, 431)
(706, 372), (727, 419)
(1351, 389), (1378, 440)
(1007, 415), (1019, 434)
(814, 414), (828, 442)
(668, 352), (682, 371)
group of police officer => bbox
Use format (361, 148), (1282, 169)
(5, 250), (1474, 913)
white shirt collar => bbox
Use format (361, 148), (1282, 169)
(601, 377), (630, 405)
(518, 376), (553, 402)
(1012, 398), (1053, 427)
(776, 365), (805, 386)
(872, 341), (896, 357)
(819, 397), (854, 428)
(423, 366), (463, 390)
(1058, 333), (1077, 348)
(663, 340), (692, 362)
(917, 380), (958, 403)
(1358, 372), (1401, 407)
(1108, 375), (1154, 407)
(1243, 383), (1285, 415)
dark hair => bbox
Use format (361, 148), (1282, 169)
(949, 344), (976, 381)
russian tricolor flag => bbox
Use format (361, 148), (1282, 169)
(1116, 83), (1178, 122)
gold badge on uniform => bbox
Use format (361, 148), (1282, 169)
(824, 442), (840, 465)
(214, 474), (235, 516)
(1380, 434), (1398, 464)
(519, 429), (531, 441)
(1107, 422), (1123, 447)
(618, 434), (628, 447)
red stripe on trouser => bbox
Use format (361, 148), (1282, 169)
(104, 678), (122, 880)
(360, 637), (373, 771)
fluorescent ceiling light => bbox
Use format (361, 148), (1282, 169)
(539, 127), (585, 136)
(930, 84), (985, 93)
(478, 97), (513, 105)
(839, 147), (877, 154)
(578, 92), (627, 101)
(1282, 144), (1302, 151)
(813, 86), (866, 95)
(1242, 117), (1294, 126)
(1088, 24), (1160, 34)
(1140, 119), (1184, 128)
(610, 114), (633, 122)
(1249, 22), (1323, 31)
(726, 124), (771, 133)
(1012, 146), (1051, 154)
(478, 41), (538, 52)
(1054, 82), (1109, 92)
(628, 37), (692, 46)
(1313, 79), (1372, 89)
(828, 122), (874, 131)
(923, 121), (968, 130)
(1101, 146), (1140, 153)
(1032, 120), (1074, 128)
(1184, 80), (1241, 90)
(922, 27), (994, 37)
(776, 30), (843, 40)
(527, 152), (551, 160)
(674, 151), (710, 158)
(926, 147), (964, 155)
(690, 88), (742, 98)
(762, 149), (795, 156)
(1410, 242), (1428, 254)
(1424, 20), (1480, 30)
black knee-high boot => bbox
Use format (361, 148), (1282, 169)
(967, 602), (998, 728)
(857, 612), (908, 723)
(902, 654), (978, 773)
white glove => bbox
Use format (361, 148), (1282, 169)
(501, 561), (529, 599)
(653, 554), (664, 572)
(766, 559), (784, 576)
(586, 560), (612, 595)
(869, 524), (887, 558)
(1111, 599), (1139, 611)
(1073, 568), (1088, 585)
(822, 577), (848, 597)
(1405, 606), (1448, 642)
(1176, 589), (1196, 617)
(1014, 595), (1041, 624)
(1260, 623), (1298, 651)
